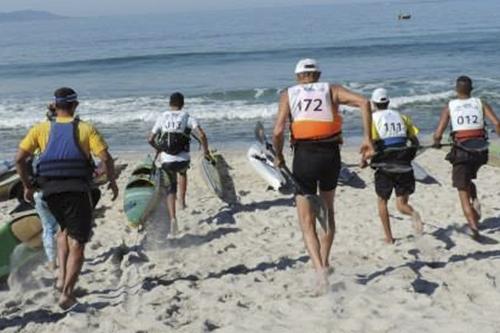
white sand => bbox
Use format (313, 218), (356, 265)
(1, 148), (500, 333)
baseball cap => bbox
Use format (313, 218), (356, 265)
(371, 88), (389, 103)
(294, 58), (320, 74)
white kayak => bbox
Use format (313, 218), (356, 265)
(247, 143), (288, 192)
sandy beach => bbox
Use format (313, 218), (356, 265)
(1, 147), (500, 333)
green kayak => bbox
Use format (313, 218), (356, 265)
(123, 156), (162, 227)
(0, 207), (43, 279)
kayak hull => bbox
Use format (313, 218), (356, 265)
(0, 208), (42, 279)
(0, 170), (21, 203)
(201, 153), (225, 200)
(123, 157), (161, 227)
(247, 144), (287, 191)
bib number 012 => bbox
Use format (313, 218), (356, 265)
(457, 115), (478, 125)
(298, 98), (323, 112)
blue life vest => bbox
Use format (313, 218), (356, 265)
(36, 119), (93, 180)
(381, 136), (407, 148)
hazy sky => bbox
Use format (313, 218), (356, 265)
(1, 0), (389, 16)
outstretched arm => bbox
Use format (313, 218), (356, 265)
(98, 149), (119, 201)
(272, 91), (290, 167)
(331, 85), (373, 158)
(194, 127), (210, 157)
(433, 105), (450, 145)
(15, 149), (34, 202)
(147, 133), (158, 150)
(483, 102), (500, 135)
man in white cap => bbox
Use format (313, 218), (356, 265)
(272, 58), (373, 291)
(363, 88), (423, 244)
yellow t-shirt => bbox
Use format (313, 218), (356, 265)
(19, 117), (108, 157)
(371, 114), (419, 141)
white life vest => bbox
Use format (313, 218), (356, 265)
(449, 98), (484, 132)
(372, 109), (407, 146)
(288, 82), (342, 140)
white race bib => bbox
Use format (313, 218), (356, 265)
(288, 82), (334, 122)
(449, 98), (484, 132)
(373, 109), (407, 139)
(160, 112), (189, 133)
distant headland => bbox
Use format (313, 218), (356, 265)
(0, 10), (67, 23)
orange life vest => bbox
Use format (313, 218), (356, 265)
(288, 82), (342, 141)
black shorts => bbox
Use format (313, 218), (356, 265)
(161, 161), (190, 194)
(45, 191), (94, 244)
(446, 147), (488, 190)
(292, 143), (341, 195)
(375, 170), (415, 200)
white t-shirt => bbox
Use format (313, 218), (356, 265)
(151, 110), (199, 163)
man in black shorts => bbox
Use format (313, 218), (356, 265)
(364, 88), (423, 244)
(273, 59), (373, 290)
(433, 76), (500, 239)
(16, 87), (118, 309)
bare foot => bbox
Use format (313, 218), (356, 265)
(58, 294), (77, 311)
(385, 237), (395, 244)
(470, 228), (480, 241)
(179, 202), (187, 210)
(315, 268), (330, 295)
(411, 211), (424, 235)
(169, 219), (178, 237)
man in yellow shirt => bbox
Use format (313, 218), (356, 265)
(15, 87), (118, 309)
(363, 88), (423, 244)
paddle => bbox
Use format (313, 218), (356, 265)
(344, 143), (454, 173)
(253, 122), (329, 232)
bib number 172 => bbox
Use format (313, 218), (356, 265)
(298, 99), (323, 112)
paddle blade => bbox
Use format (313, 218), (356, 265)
(254, 121), (266, 145)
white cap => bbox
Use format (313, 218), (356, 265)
(371, 88), (389, 103)
(294, 58), (320, 74)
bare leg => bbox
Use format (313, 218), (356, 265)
(458, 189), (480, 239)
(58, 236), (84, 309)
(470, 182), (481, 219)
(178, 174), (187, 210)
(56, 230), (69, 290)
(166, 193), (178, 236)
(377, 197), (394, 244)
(318, 190), (335, 269)
(396, 195), (423, 234)
(296, 195), (323, 271)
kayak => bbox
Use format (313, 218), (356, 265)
(489, 142), (500, 167)
(123, 156), (162, 227)
(201, 151), (226, 200)
(247, 143), (289, 192)
(0, 169), (21, 202)
(0, 206), (43, 279)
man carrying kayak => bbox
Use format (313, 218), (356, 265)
(15, 87), (118, 309)
(148, 92), (210, 237)
(362, 88), (423, 244)
(433, 76), (500, 239)
(272, 59), (373, 291)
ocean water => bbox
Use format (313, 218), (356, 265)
(1, 0), (500, 158)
